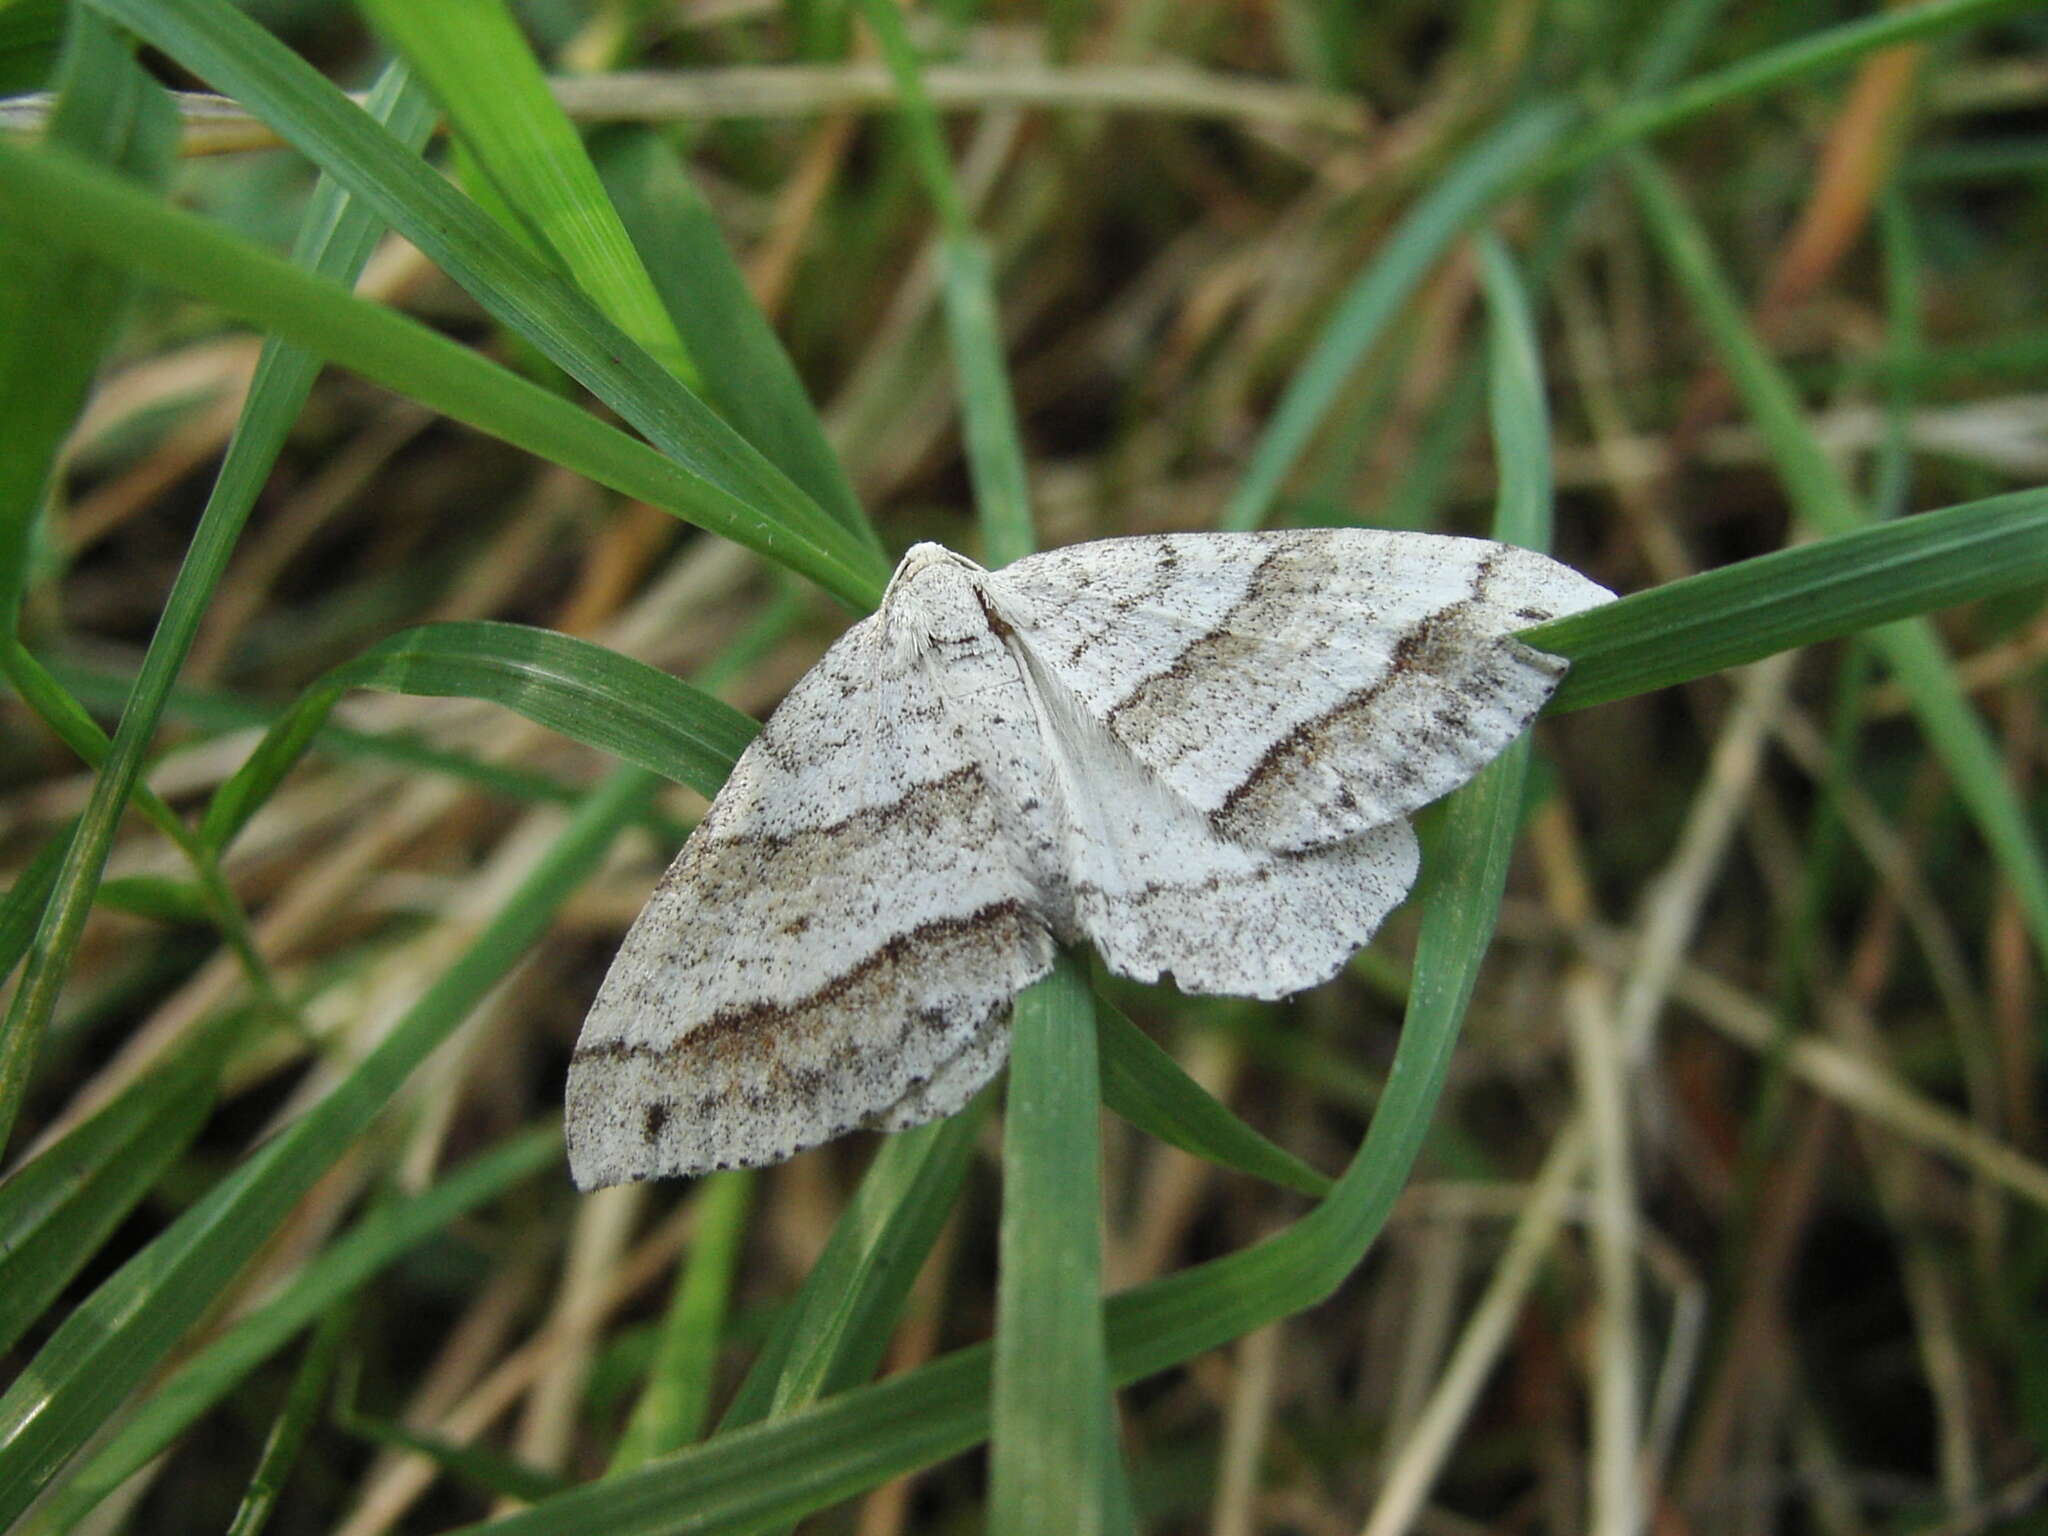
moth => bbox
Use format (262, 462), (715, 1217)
(567, 530), (1613, 1188)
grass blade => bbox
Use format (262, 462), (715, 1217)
(858, 0), (1036, 567)
(0, 11), (179, 1148)
(201, 620), (757, 852)
(1532, 489), (2048, 712)
(0, 9), (172, 625)
(594, 129), (876, 550)
(720, 1105), (991, 1431)
(1096, 1001), (1330, 1199)
(1623, 149), (2048, 966)
(611, 1171), (754, 1469)
(222, 1304), (351, 1536)
(0, 1016), (232, 1357)
(0, 773), (654, 1528)
(1545, 0), (2039, 181)
(0, 135), (885, 608)
(357, 0), (696, 386)
(1219, 104), (1572, 532)
(992, 955), (1119, 1536)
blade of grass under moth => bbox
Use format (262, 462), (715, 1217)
(0, 770), (655, 1529)
(355, 0), (697, 388)
(1095, 1001), (1330, 1199)
(200, 620), (758, 853)
(873, 9), (1126, 1525)
(1530, 488), (2048, 712)
(855, 12), (1121, 1529)
(0, 133), (886, 610)
(1218, 103), (1573, 533)
(992, 954), (1119, 1536)
(83, 0), (884, 597)
(610, 1171), (754, 1470)
(719, 1102), (991, 1433)
(1622, 150), (2048, 967)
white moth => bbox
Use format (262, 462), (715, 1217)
(567, 530), (1613, 1188)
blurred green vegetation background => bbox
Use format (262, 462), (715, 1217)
(1, 1), (2046, 1532)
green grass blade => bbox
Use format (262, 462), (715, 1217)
(49, 660), (612, 810)
(222, 1303), (351, 1536)
(0, 823), (70, 985)
(357, 0), (697, 387)
(593, 129), (876, 551)
(939, 237), (1039, 568)
(0, 134), (886, 609)
(1545, 0), (2039, 181)
(1219, 104), (1573, 533)
(96, 875), (212, 925)
(858, 0), (1036, 567)
(0, 771), (655, 1528)
(0, 1016), (231, 1357)
(1623, 150), (2048, 967)
(0, 8), (172, 628)
(1477, 235), (1553, 552)
(1532, 489), (2048, 712)
(1096, 1001), (1330, 1199)
(0, 12), (179, 1147)
(611, 1171), (753, 1470)
(338, 1411), (571, 1504)
(85, 0), (882, 596)
(721, 1101), (991, 1430)
(201, 620), (757, 852)
(20, 1127), (562, 1535)
(992, 955), (1118, 1536)
(0, 56), (431, 1177)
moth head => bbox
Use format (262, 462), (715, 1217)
(882, 542), (993, 656)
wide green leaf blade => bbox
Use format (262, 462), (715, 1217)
(356, 0), (695, 384)
(84, 0), (887, 596)
(1532, 488), (2048, 713)
(1096, 1001), (1329, 1199)
(202, 620), (757, 852)
(594, 129), (874, 549)
(992, 955), (1118, 1536)
(0, 133), (886, 610)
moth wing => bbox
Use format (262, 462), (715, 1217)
(566, 610), (1053, 1189)
(987, 530), (1612, 852)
